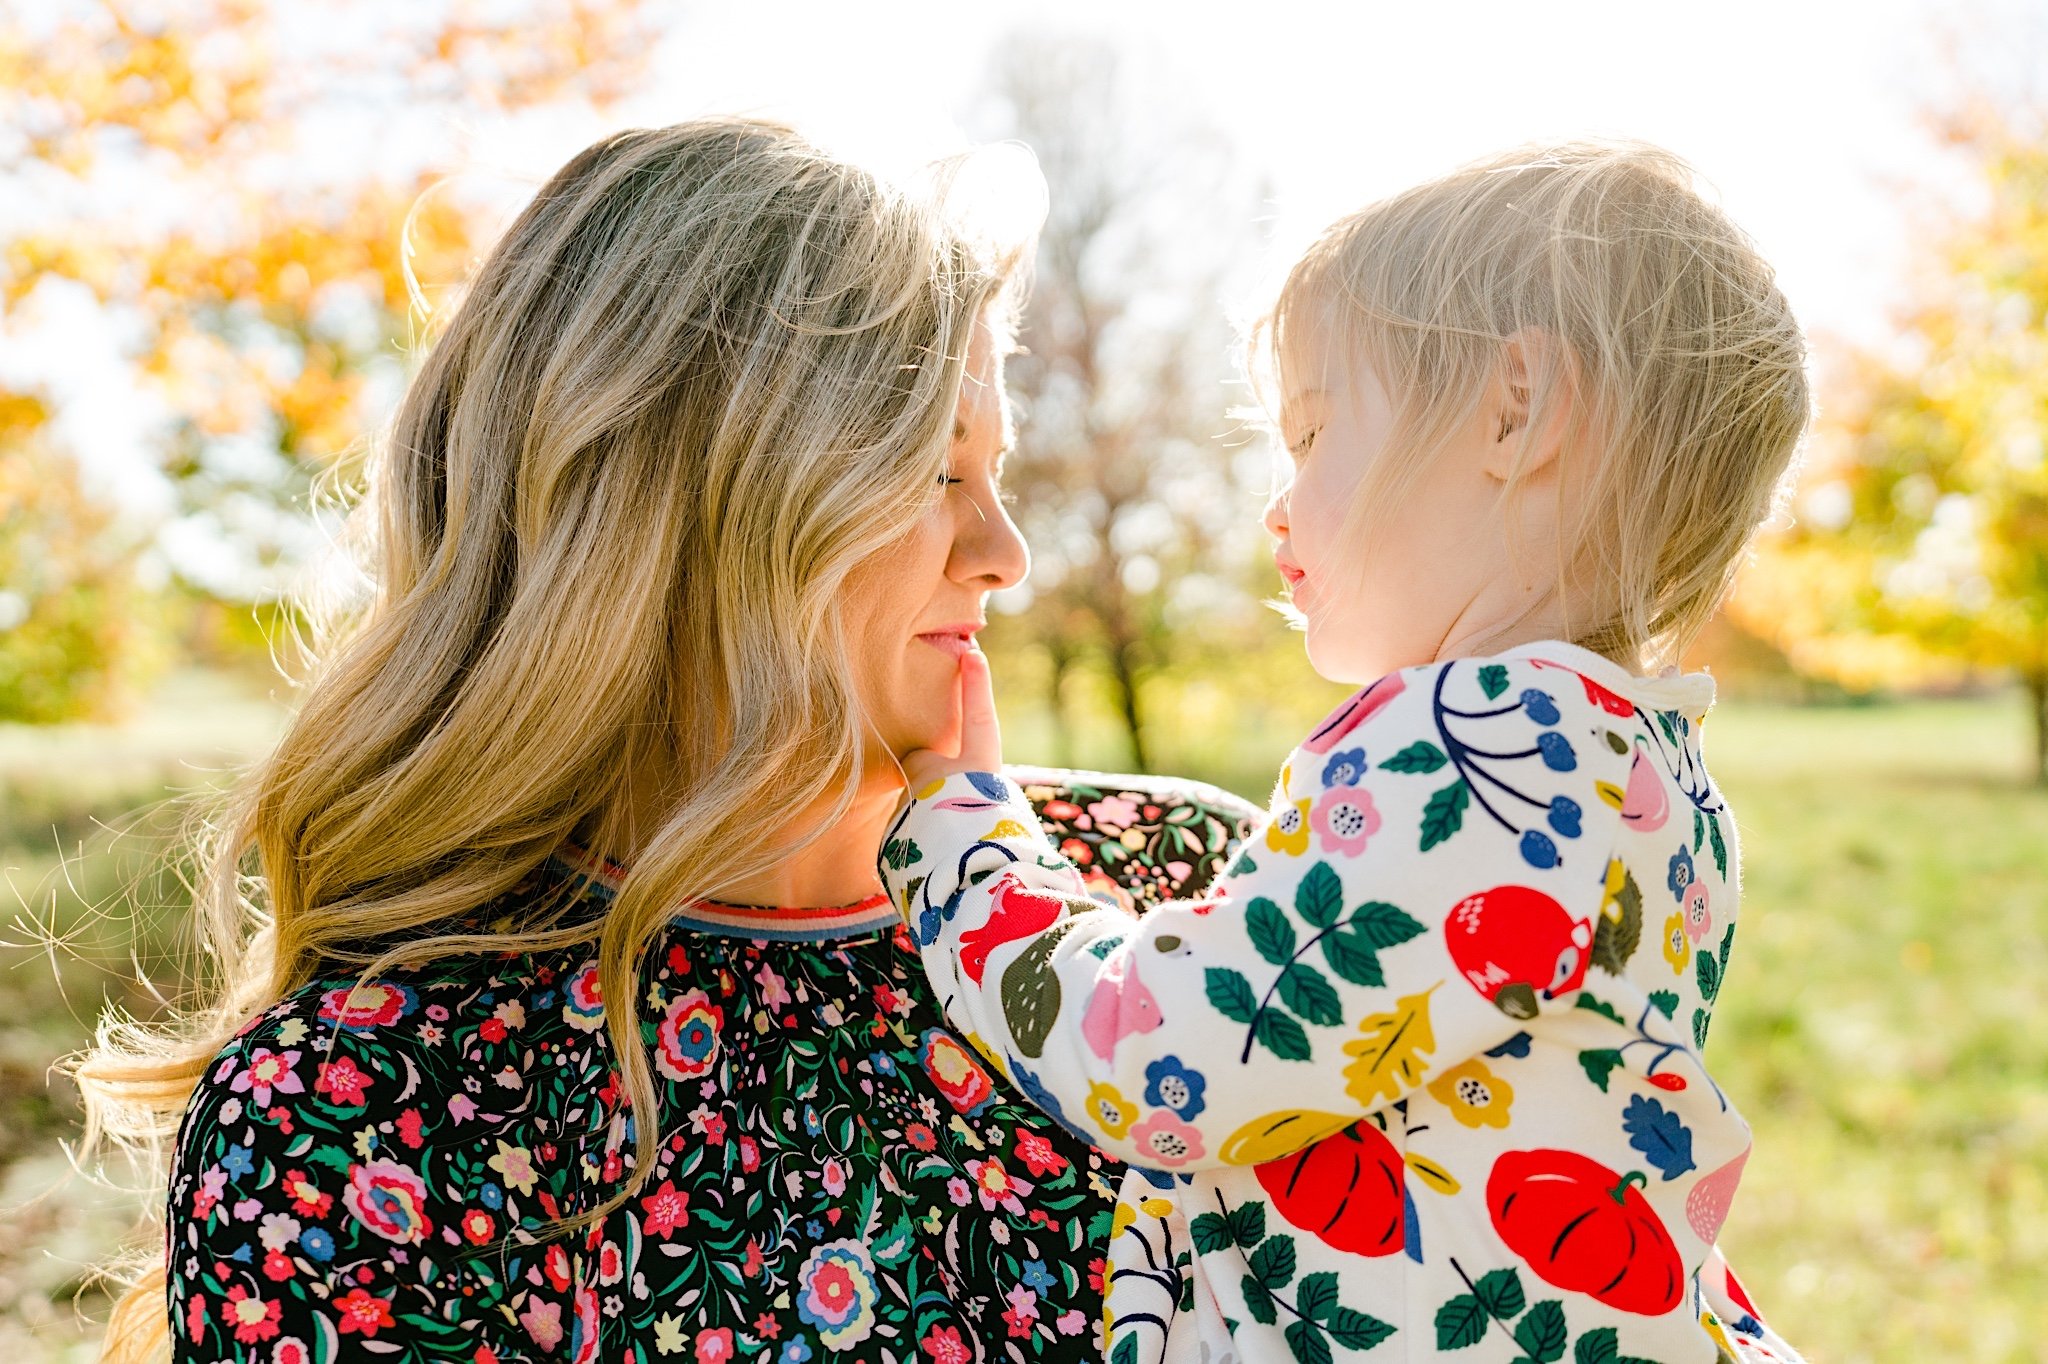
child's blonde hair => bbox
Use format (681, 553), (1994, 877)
(1256, 139), (1812, 671)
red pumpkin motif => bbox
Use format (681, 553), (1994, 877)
(1486, 1149), (1684, 1314)
(1254, 1118), (1405, 1257)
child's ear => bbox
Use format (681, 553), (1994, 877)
(1481, 328), (1570, 483)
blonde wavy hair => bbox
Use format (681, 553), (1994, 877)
(70, 116), (1029, 1362)
(1255, 139), (1813, 671)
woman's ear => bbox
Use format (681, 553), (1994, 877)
(1481, 328), (1571, 483)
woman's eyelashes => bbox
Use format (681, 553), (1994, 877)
(939, 470), (1018, 508)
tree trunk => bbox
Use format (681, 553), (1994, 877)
(1045, 639), (1075, 769)
(2027, 667), (2048, 787)
(1107, 633), (1149, 772)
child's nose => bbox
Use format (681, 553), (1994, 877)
(1262, 486), (1291, 540)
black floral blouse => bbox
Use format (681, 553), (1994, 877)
(166, 770), (1259, 1364)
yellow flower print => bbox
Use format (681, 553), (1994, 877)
(1662, 912), (1690, 974)
(1086, 1081), (1137, 1139)
(1426, 1059), (1515, 1129)
(1265, 798), (1312, 856)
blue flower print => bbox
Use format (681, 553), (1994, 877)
(298, 1226), (335, 1261)
(479, 1181), (504, 1209)
(1021, 1259), (1057, 1292)
(779, 1336), (814, 1364)
(220, 1143), (254, 1179)
(1320, 748), (1367, 788)
(1536, 732), (1578, 771)
(1142, 1055), (1208, 1120)
(1668, 846), (1696, 900)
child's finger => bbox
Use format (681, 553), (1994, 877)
(957, 647), (1003, 771)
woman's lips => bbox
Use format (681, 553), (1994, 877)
(915, 629), (980, 659)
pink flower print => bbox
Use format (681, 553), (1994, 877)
(231, 1048), (304, 1108)
(192, 1166), (228, 1219)
(694, 1328), (735, 1363)
(1127, 1109), (1206, 1167)
(341, 1159), (432, 1244)
(1079, 956), (1163, 1062)
(946, 1176), (973, 1207)
(1311, 785), (1381, 857)
(755, 962), (792, 1008)
(519, 1297), (563, 1352)
(1086, 795), (1139, 832)
(964, 1155), (1033, 1215)
(1682, 879), (1713, 944)
(446, 1093), (477, 1123)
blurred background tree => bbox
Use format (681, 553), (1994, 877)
(0, 0), (664, 717)
(1730, 96), (2048, 781)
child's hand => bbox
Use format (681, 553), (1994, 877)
(900, 647), (1003, 792)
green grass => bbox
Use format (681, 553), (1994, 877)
(1, 669), (2042, 1362)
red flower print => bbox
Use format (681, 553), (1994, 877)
(904, 1122), (937, 1151)
(919, 1031), (995, 1115)
(640, 1179), (691, 1238)
(1013, 1129), (1069, 1178)
(921, 1323), (971, 1364)
(282, 1169), (331, 1218)
(480, 1017), (508, 1043)
(313, 1055), (373, 1106)
(462, 1209), (496, 1244)
(261, 1249), (295, 1281)
(396, 1106), (425, 1149)
(334, 1287), (395, 1336)
(223, 1284), (281, 1343)
(694, 1327), (735, 1363)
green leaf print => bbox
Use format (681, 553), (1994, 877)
(1657, 710), (1680, 746)
(1255, 1008), (1313, 1061)
(1111, 1335), (1143, 1364)
(1696, 950), (1722, 1003)
(1206, 967), (1258, 1023)
(1296, 1271), (1340, 1321)
(1285, 1319), (1335, 1364)
(1693, 1006), (1712, 1049)
(880, 836), (921, 870)
(1479, 663), (1510, 700)
(1513, 1300), (1569, 1362)
(1228, 1199), (1267, 1248)
(1434, 1294), (1488, 1349)
(1707, 812), (1729, 878)
(1242, 1274), (1279, 1325)
(1325, 1307), (1396, 1350)
(1693, 808), (1705, 854)
(1474, 1266), (1527, 1319)
(1277, 961), (1344, 1027)
(1248, 897), (1298, 965)
(1647, 990), (1679, 1019)
(1578, 1048), (1624, 1091)
(1420, 779), (1470, 851)
(1575, 1327), (1619, 1364)
(1296, 861), (1344, 928)
(1380, 740), (1449, 774)
(1191, 1212), (1233, 1255)
(1576, 994), (1627, 1027)
(1321, 927), (1387, 988)
(1348, 901), (1427, 950)
(1249, 1235), (1298, 1288)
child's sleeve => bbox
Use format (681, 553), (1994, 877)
(879, 656), (1635, 1171)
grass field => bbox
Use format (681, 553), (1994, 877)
(2, 668), (2042, 1361)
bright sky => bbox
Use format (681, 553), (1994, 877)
(11, 0), (2041, 543)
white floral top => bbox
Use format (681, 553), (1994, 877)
(879, 641), (1802, 1364)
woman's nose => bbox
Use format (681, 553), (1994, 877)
(954, 494), (1030, 591)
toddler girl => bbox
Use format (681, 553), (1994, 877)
(886, 141), (1809, 1364)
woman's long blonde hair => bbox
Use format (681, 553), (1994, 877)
(71, 116), (1027, 1361)
(1256, 139), (1813, 671)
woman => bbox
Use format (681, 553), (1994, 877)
(75, 119), (1259, 1362)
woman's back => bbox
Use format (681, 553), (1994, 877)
(167, 773), (1258, 1362)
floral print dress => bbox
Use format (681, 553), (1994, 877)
(882, 641), (1804, 1364)
(165, 773), (1259, 1364)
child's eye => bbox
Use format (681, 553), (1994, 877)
(1288, 427), (1320, 459)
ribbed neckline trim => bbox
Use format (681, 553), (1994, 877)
(1499, 637), (1717, 718)
(545, 840), (900, 943)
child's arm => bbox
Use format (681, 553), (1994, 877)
(882, 654), (1635, 1171)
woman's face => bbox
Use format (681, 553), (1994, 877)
(844, 321), (1028, 764)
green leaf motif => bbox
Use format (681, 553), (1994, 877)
(1284, 1320), (1335, 1364)
(1227, 1200), (1267, 1249)
(1474, 1266), (1527, 1320)
(1321, 927), (1386, 988)
(1296, 1271), (1340, 1322)
(1348, 901), (1427, 950)
(1578, 1048), (1624, 1092)
(1256, 1008), (1314, 1061)
(881, 836), (921, 869)
(1693, 808), (1705, 854)
(1277, 962), (1344, 1027)
(1696, 950), (1722, 1003)
(1206, 968), (1258, 1024)
(1242, 1274), (1278, 1325)
(1247, 897), (1297, 966)
(1576, 994), (1627, 1027)
(1190, 1211), (1233, 1256)
(1575, 1327), (1619, 1364)
(1380, 740), (1449, 774)
(1295, 861), (1344, 928)
(1111, 1335), (1142, 1364)
(1707, 812), (1729, 878)
(1325, 1307), (1396, 1350)
(1420, 779), (1470, 851)
(1249, 1234), (1297, 1288)
(1513, 1300), (1568, 1363)
(1434, 1294), (1488, 1349)
(1693, 1006), (1712, 1049)
(1647, 990), (1679, 1020)
(1479, 663), (1511, 700)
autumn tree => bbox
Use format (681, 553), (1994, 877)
(976, 35), (1271, 770)
(1732, 97), (2048, 782)
(0, 0), (662, 709)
